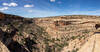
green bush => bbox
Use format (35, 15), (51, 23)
(71, 36), (77, 40)
(18, 33), (23, 36)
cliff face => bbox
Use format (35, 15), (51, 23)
(0, 13), (99, 52)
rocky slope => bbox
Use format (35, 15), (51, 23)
(0, 12), (100, 52)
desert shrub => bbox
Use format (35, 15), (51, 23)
(18, 32), (23, 36)
(72, 48), (79, 52)
(71, 36), (77, 40)
(72, 49), (77, 52)
(76, 48), (79, 51)
(56, 38), (60, 41)
(68, 51), (70, 52)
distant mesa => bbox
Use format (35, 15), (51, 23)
(0, 12), (23, 20)
(0, 12), (5, 19)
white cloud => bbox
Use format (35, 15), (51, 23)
(2, 3), (8, 6)
(2, 2), (18, 7)
(0, 7), (8, 11)
(24, 4), (34, 8)
(9, 2), (18, 7)
(50, 0), (56, 2)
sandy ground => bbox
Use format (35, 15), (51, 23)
(78, 33), (100, 52)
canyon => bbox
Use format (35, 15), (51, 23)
(0, 12), (100, 52)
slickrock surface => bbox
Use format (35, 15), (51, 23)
(78, 35), (95, 52)
(93, 33), (100, 52)
(78, 33), (100, 52)
(0, 41), (10, 52)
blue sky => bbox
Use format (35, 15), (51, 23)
(0, 0), (100, 17)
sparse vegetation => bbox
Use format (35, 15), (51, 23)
(82, 29), (90, 34)
(17, 32), (23, 36)
(72, 48), (79, 52)
(71, 36), (77, 40)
